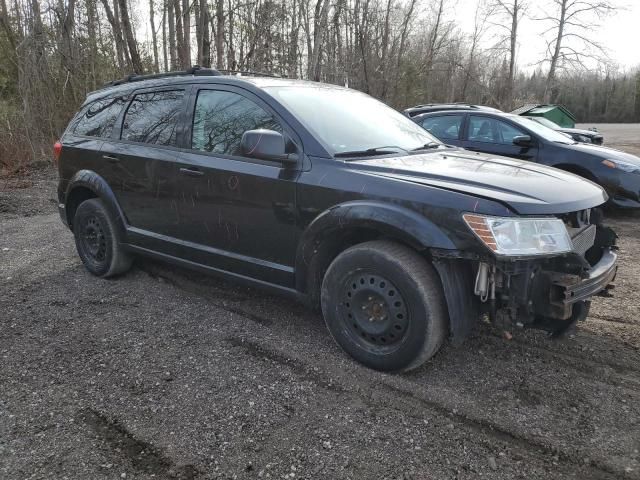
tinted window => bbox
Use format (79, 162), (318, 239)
(421, 115), (464, 140)
(468, 116), (495, 143)
(495, 119), (526, 144)
(191, 90), (282, 155)
(74, 97), (126, 138)
(468, 116), (526, 145)
(121, 90), (184, 145)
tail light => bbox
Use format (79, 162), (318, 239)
(53, 141), (62, 164)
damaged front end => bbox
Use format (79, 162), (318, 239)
(434, 208), (618, 339)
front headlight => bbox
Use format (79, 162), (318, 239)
(602, 159), (640, 174)
(463, 214), (573, 256)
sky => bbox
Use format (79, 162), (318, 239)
(452, 0), (640, 73)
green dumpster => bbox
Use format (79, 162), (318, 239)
(511, 104), (576, 128)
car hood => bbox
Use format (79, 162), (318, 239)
(557, 127), (602, 138)
(562, 142), (640, 165)
(350, 149), (608, 215)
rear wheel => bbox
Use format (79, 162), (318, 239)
(321, 240), (447, 372)
(73, 198), (132, 278)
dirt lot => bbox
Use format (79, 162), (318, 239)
(1, 125), (639, 480)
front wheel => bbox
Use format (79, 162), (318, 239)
(321, 240), (447, 372)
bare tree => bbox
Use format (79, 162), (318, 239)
(150, 0), (160, 72)
(461, 1), (491, 100)
(537, 0), (615, 102)
(117, 0), (143, 73)
(486, 0), (526, 108)
(214, 0), (224, 68)
(308, 0), (329, 80)
(166, 0), (177, 68)
(182, 0), (191, 66)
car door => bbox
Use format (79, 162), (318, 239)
(100, 87), (188, 233)
(462, 115), (539, 161)
(152, 85), (301, 286)
(418, 113), (465, 147)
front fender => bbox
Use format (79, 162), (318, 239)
(295, 200), (456, 295)
(64, 170), (127, 237)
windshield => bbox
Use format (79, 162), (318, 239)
(264, 85), (440, 155)
(509, 115), (575, 144)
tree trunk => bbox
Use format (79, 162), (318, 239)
(115, 0), (132, 68)
(380, 0), (392, 99)
(288, 0), (299, 78)
(150, 0), (160, 72)
(174, 0), (186, 68)
(392, 0), (416, 105)
(424, 0), (444, 100)
(118, 0), (143, 73)
(545, 0), (566, 103)
(215, 0), (224, 68)
(162, 4), (169, 70)
(167, 0), (177, 68)
(199, 0), (211, 67)
(226, 0), (235, 70)
(507, 0), (519, 109)
(182, 0), (191, 66)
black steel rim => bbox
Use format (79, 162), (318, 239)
(340, 272), (409, 352)
(80, 215), (107, 263)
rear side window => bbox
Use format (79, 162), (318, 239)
(421, 115), (464, 140)
(121, 90), (185, 146)
(191, 90), (282, 156)
(73, 97), (126, 138)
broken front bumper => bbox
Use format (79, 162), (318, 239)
(535, 248), (618, 320)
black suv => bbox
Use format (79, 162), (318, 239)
(55, 68), (618, 372)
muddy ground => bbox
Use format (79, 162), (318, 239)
(1, 125), (639, 480)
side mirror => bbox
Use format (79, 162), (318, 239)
(513, 135), (533, 148)
(241, 129), (296, 165)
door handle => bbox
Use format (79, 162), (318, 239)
(102, 154), (120, 163)
(179, 167), (204, 177)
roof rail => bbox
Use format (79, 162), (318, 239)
(104, 65), (222, 87)
(217, 69), (284, 78)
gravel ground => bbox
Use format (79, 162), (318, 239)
(1, 127), (640, 479)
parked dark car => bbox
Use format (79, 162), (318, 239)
(525, 116), (604, 145)
(413, 110), (640, 208)
(55, 68), (618, 372)
(403, 103), (501, 118)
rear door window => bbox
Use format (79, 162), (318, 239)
(420, 115), (464, 140)
(191, 90), (282, 156)
(73, 97), (127, 138)
(121, 90), (185, 146)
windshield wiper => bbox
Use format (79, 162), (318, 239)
(411, 142), (442, 151)
(334, 146), (407, 158)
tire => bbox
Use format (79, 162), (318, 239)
(321, 240), (447, 372)
(73, 198), (133, 278)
